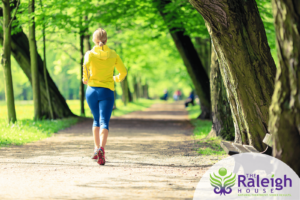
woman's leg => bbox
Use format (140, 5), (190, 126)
(100, 128), (109, 149)
(93, 127), (100, 149)
(99, 94), (115, 149)
(86, 86), (101, 149)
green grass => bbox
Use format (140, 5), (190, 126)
(0, 98), (156, 147)
(0, 118), (78, 147)
(67, 98), (157, 117)
(186, 103), (226, 155)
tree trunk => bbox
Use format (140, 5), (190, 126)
(121, 76), (129, 106)
(2, 0), (17, 123)
(143, 84), (149, 99)
(133, 76), (138, 100)
(40, 0), (54, 120)
(28, 0), (41, 120)
(190, 0), (277, 151)
(269, 0), (300, 176)
(194, 37), (211, 76)
(0, 28), (74, 118)
(208, 47), (234, 140)
(156, 0), (211, 119)
(79, 31), (85, 116)
(128, 78), (133, 102)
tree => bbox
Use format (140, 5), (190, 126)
(189, 0), (277, 151)
(269, 0), (300, 176)
(208, 48), (234, 140)
(156, 0), (211, 119)
(1, 0), (17, 123)
(28, 0), (41, 120)
(0, 28), (74, 118)
(194, 37), (211, 76)
(39, 0), (54, 119)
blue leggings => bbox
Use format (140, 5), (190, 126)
(86, 86), (114, 129)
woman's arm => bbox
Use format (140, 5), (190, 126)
(82, 52), (91, 84)
(113, 54), (127, 82)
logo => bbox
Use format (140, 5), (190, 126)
(194, 153), (300, 200)
(210, 167), (236, 195)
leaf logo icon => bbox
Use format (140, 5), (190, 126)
(210, 168), (236, 195)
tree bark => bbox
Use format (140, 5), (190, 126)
(190, 0), (277, 150)
(269, 0), (300, 176)
(156, 0), (211, 119)
(79, 31), (85, 116)
(29, 0), (41, 120)
(0, 28), (74, 118)
(194, 37), (211, 76)
(133, 76), (138, 100)
(40, 0), (54, 120)
(2, 0), (17, 123)
(208, 47), (234, 140)
(121, 76), (129, 106)
(128, 78), (133, 102)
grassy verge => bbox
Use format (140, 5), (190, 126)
(0, 98), (156, 147)
(67, 98), (157, 117)
(0, 118), (78, 147)
(186, 103), (226, 156)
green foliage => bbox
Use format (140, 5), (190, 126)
(0, 117), (78, 147)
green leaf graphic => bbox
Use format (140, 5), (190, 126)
(272, 174), (274, 178)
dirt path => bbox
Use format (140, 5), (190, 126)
(0, 102), (225, 200)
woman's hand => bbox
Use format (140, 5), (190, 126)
(82, 79), (87, 85)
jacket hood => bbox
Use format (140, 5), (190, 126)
(91, 45), (111, 60)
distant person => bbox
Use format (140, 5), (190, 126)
(173, 91), (178, 101)
(82, 28), (127, 165)
(176, 90), (182, 100)
(185, 90), (195, 107)
(160, 89), (168, 101)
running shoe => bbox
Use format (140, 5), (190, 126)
(91, 149), (98, 160)
(97, 147), (105, 165)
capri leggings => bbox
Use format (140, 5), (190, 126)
(86, 86), (114, 130)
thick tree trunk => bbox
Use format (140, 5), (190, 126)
(2, 0), (17, 123)
(208, 47), (234, 140)
(194, 37), (211, 76)
(29, 0), (41, 120)
(190, 0), (277, 150)
(156, 0), (211, 119)
(0, 29), (74, 118)
(79, 32), (85, 116)
(269, 0), (300, 176)
(40, 0), (54, 120)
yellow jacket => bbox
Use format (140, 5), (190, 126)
(83, 45), (127, 91)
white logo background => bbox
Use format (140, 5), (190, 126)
(193, 153), (300, 200)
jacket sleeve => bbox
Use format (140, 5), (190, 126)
(113, 54), (127, 82)
(83, 52), (91, 82)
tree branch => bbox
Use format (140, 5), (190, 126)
(47, 39), (79, 51)
(8, 0), (20, 28)
(53, 48), (78, 63)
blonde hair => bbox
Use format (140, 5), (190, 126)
(93, 28), (107, 47)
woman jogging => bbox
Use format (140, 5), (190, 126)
(82, 28), (127, 165)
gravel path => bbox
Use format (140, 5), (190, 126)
(0, 102), (226, 200)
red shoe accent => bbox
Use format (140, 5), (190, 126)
(97, 148), (105, 165)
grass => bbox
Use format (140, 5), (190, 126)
(0, 118), (78, 147)
(0, 98), (156, 147)
(67, 98), (157, 117)
(186, 103), (226, 156)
